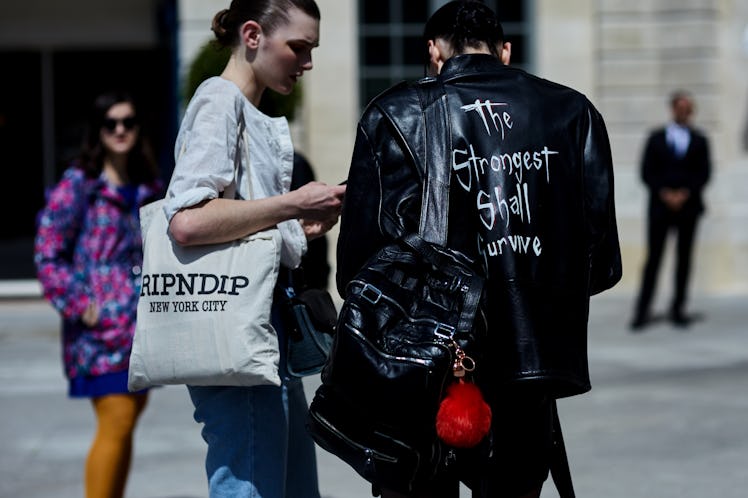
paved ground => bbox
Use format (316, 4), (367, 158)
(2, 292), (747, 498)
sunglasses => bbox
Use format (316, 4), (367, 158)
(102, 116), (138, 132)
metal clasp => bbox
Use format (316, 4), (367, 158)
(360, 284), (383, 305)
(434, 323), (455, 340)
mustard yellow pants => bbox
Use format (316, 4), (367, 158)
(85, 393), (148, 498)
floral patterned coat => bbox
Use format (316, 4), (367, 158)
(34, 165), (162, 378)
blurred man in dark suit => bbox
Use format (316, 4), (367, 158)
(631, 90), (711, 330)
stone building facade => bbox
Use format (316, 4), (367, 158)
(279, 0), (746, 295)
(1, 0), (746, 297)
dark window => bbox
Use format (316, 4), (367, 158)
(362, 1), (390, 23)
(403, 35), (426, 66)
(362, 36), (392, 66)
(358, 0), (532, 109)
(402, 0), (429, 23)
(497, 2), (525, 22)
(0, 0), (179, 280)
(0, 51), (43, 278)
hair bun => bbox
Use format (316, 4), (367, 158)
(211, 9), (231, 43)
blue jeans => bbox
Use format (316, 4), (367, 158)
(187, 306), (320, 498)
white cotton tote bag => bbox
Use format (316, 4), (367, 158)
(128, 122), (282, 391)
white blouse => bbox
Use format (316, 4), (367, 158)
(164, 77), (307, 268)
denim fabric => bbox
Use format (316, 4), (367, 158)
(187, 304), (320, 498)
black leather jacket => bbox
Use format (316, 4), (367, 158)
(337, 55), (622, 397)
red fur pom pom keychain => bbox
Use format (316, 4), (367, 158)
(436, 379), (492, 447)
(435, 346), (491, 448)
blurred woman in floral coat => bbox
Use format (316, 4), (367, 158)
(34, 90), (162, 498)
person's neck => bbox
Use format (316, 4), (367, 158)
(461, 46), (492, 55)
(103, 156), (128, 186)
(221, 56), (264, 106)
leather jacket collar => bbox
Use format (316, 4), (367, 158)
(439, 54), (509, 80)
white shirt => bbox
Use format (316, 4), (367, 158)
(164, 77), (307, 268)
(665, 122), (691, 158)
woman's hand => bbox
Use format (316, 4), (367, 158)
(301, 215), (340, 240)
(294, 182), (346, 240)
(81, 302), (100, 327)
(293, 182), (346, 221)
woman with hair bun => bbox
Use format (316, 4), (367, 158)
(164, 1), (344, 497)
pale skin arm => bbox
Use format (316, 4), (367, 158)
(78, 181), (346, 327)
(169, 181), (346, 246)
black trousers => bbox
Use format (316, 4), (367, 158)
(634, 206), (700, 319)
(379, 395), (554, 498)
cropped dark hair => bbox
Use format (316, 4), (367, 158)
(79, 90), (159, 184)
(211, 0), (321, 48)
(423, 1), (504, 63)
(670, 89), (693, 108)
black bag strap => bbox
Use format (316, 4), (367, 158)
(550, 400), (576, 498)
(414, 78), (450, 246)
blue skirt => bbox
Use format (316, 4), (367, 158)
(69, 370), (147, 398)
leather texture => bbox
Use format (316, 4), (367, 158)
(337, 54), (622, 398)
(308, 79), (489, 493)
(309, 233), (488, 494)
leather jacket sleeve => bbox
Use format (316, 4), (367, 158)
(336, 123), (387, 296)
(583, 106), (623, 295)
(336, 109), (422, 297)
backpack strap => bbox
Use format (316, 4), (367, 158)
(413, 78), (450, 247)
(550, 400), (576, 498)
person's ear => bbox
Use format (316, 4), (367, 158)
(427, 39), (449, 76)
(500, 41), (512, 65)
(427, 39), (441, 75)
(240, 20), (262, 50)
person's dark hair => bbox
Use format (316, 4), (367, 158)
(211, 0), (321, 48)
(423, 1), (504, 64)
(670, 89), (693, 108)
(79, 90), (159, 183)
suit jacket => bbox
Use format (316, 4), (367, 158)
(641, 126), (711, 216)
